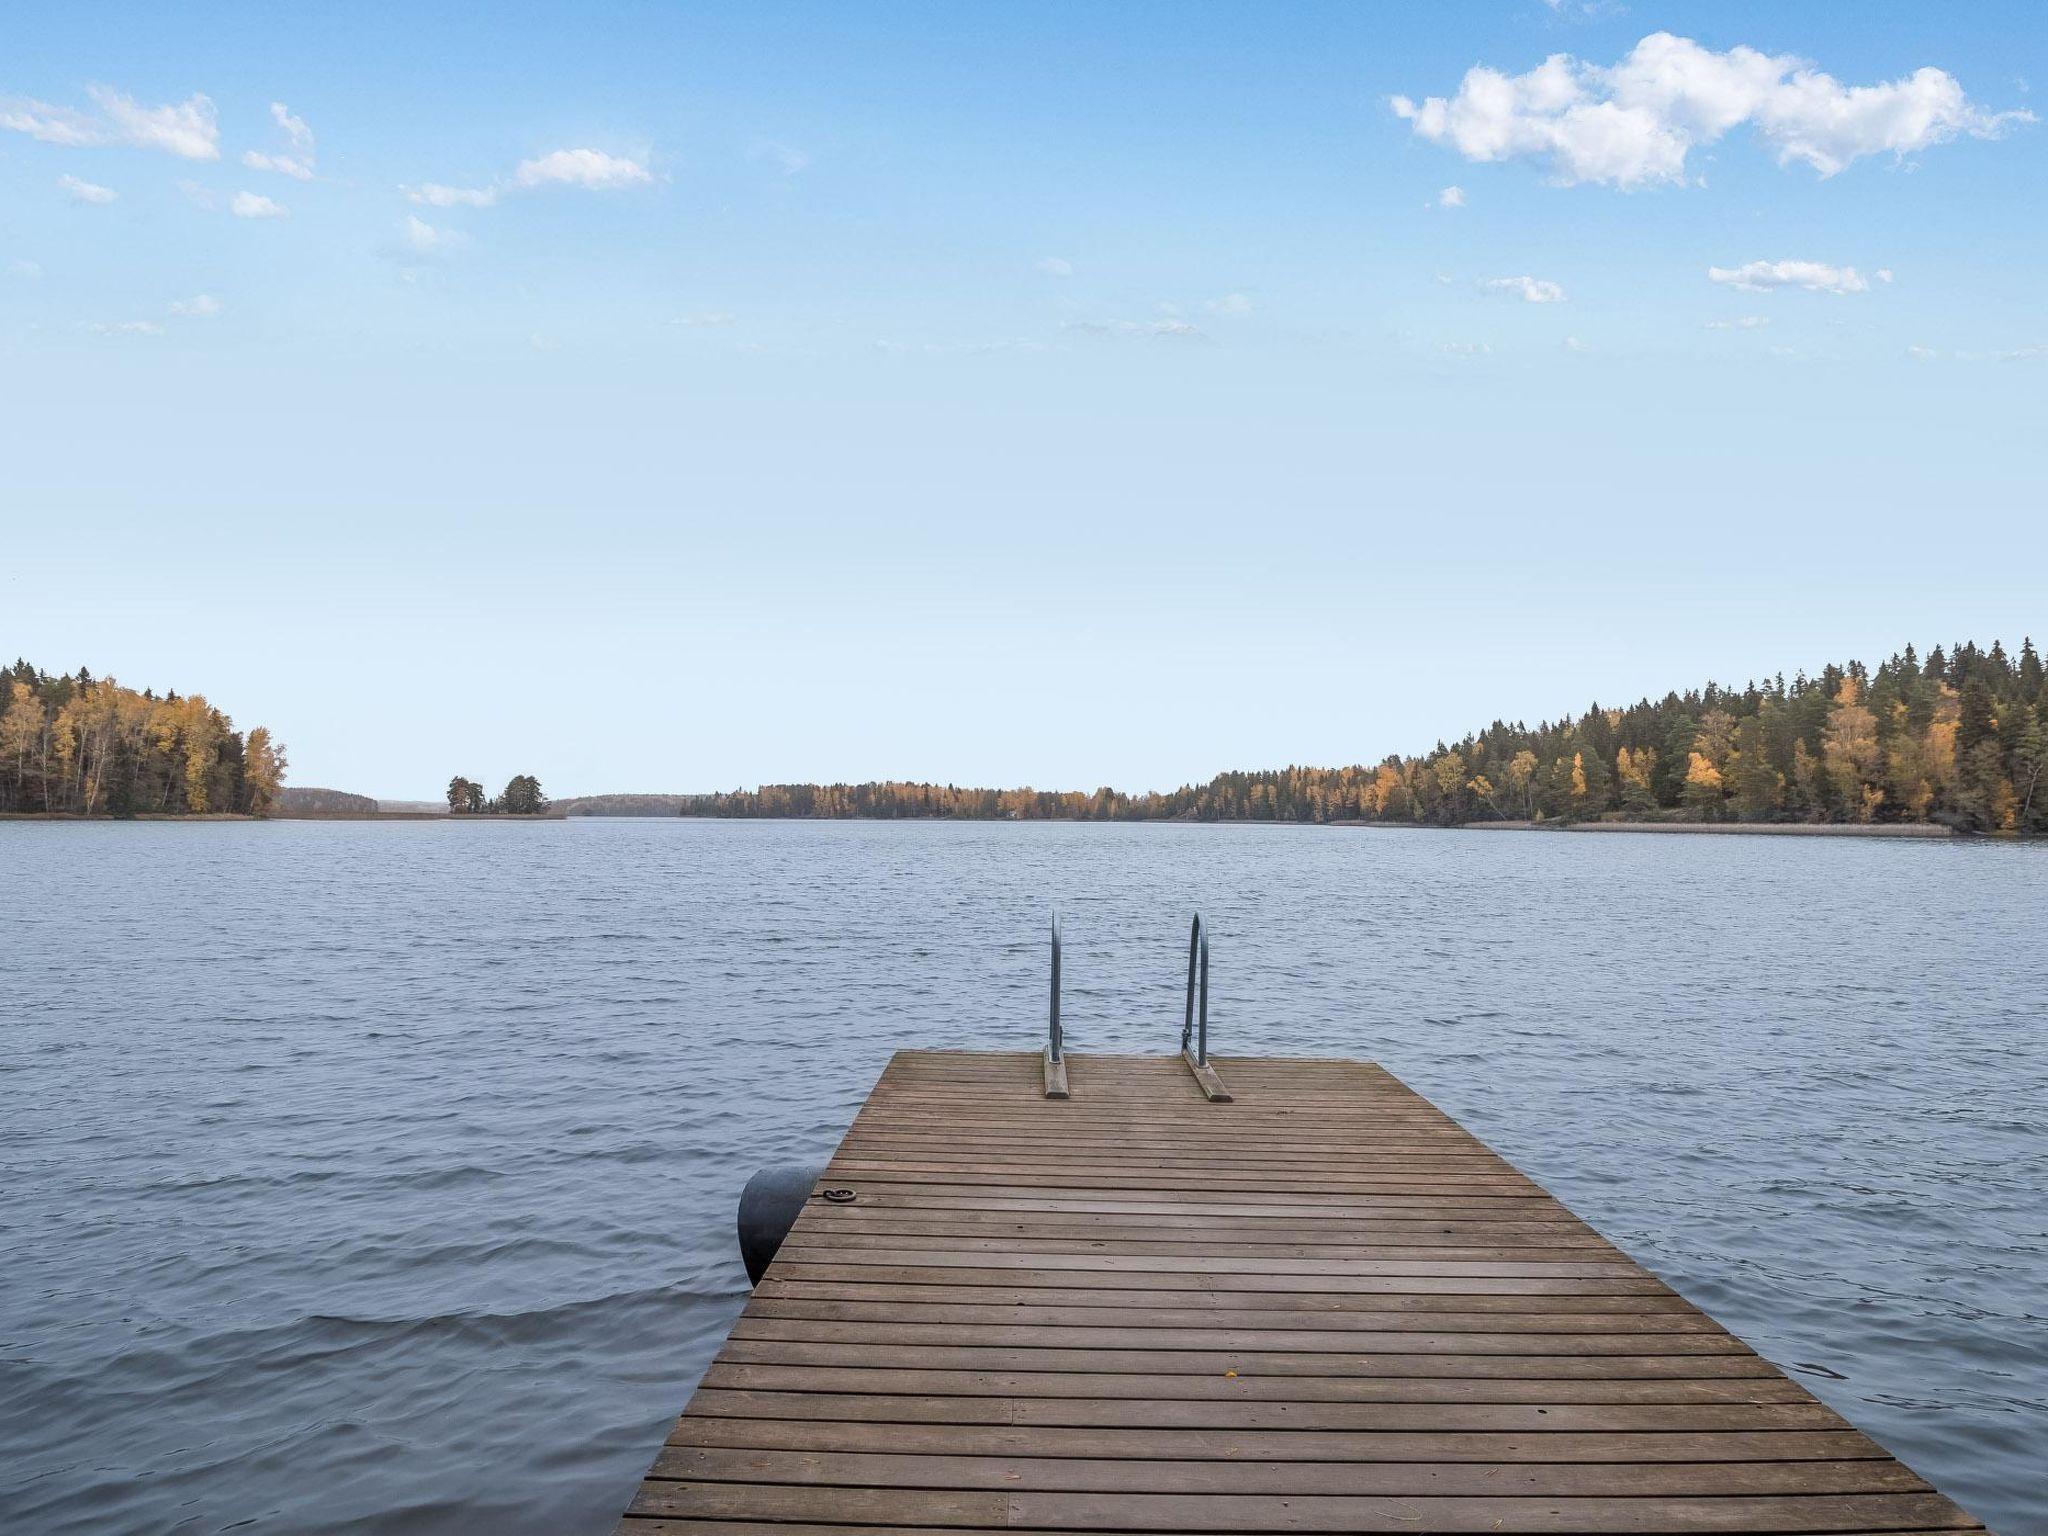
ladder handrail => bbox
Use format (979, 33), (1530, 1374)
(1181, 913), (1210, 1065)
(1048, 911), (1063, 1063)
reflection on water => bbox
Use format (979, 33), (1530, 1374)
(1, 820), (2041, 1533)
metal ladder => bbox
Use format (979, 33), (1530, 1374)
(1042, 913), (1231, 1101)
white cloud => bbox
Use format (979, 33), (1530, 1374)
(1442, 340), (1492, 356)
(242, 150), (312, 180)
(243, 100), (315, 179)
(93, 86), (219, 158)
(671, 310), (736, 326)
(2, 85), (219, 158)
(1437, 185), (1466, 208)
(1205, 292), (1254, 317)
(1482, 274), (1567, 303)
(100, 294), (226, 331)
(176, 179), (218, 211)
(271, 101), (312, 151)
(1035, 256), (1074, 277)
(1907, 342), (2046, 363)
(0, 98), (97, 146)
(1064, 317), (1209, 342)
(514, 148), (652, 190)
(875, 336), (1047, 357)
(57, 173), (117, 204)
(959, 338), (1046, 355)
(231, 191), (287, 219)
(1704, 314), (1770, 329)
(751, 139), (811, 175)
(1563, 336), (1589, 352)
(405, 182), (499, 208)
(397, 214), (463, 257)
(406, 146), (652, 208)
(1392, 32), (2032, 187)
(10, 259), (45, 279)
(1707, 259), (1869, 294)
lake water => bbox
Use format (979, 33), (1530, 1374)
(1, 819), (2042, 1533)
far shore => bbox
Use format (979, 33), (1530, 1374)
(1456, 819), (1958, 839)
(6, 812), (2013, 840)
(273, 811), (442, 821)
(272, 810), (569, 822)
(1, 811), (263, 822)
(2, 810), (567, 823)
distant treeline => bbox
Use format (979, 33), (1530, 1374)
(680, 640), (2047, 833)
(276, 786), (379, 815)
(1, 661), (284, 816)
(553, 793), (693, 817)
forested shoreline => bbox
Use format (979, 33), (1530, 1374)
(680, 640), (2047, 834)
(1, 661), (284, 817)
(275, 786), (379, 815)
(11, 641), (2042, 832)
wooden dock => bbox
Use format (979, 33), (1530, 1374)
(619, 1050), (1985, 1534)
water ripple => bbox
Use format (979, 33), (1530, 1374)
(0, 819), (2042, 1533)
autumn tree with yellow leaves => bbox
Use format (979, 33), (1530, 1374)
(681, 640), (2048, 834)
(0, 662), (284, 816)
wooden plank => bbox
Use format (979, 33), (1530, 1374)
(618, 1528), (1978, 1536)
(768, 1260), (1675, 1294)
(625, 1483), (1979, 1532)
(815, 1166), (1543, 1194)
(1183, 1048), (1232, 1101)
(616, 1052), (1984, 1534)
(647, 1444), (1927, 1494)
(748, 1298), (1702, 1325)
(741, 1299), (1719, 1330)
(696, 1362), (1822, 1405)
(790, 1220), (1605, 1245)
(723, 1318), (1754, 1354)
(820, 1190), (1569, 1215)
(777, 1233), (1615, 1259)
(836, 1120), (1497, 1140)
(678, 1386), (1851, 1430)
(663, 1417), (1890, 1463)
(618, 1523), (1977, 1536)
(835, 1155), (1520, 1173)
(712, 1340), (1782, 1377)
(768, 1246), (1647, 1275)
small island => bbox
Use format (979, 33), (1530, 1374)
(444, 774), (551, 815)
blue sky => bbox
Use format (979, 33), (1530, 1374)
(3, 2), (2043, 797)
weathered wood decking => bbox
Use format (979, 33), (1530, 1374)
(619, 1050), (1984, 1534)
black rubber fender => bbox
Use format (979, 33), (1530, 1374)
(736, 1163), (829, 1285)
